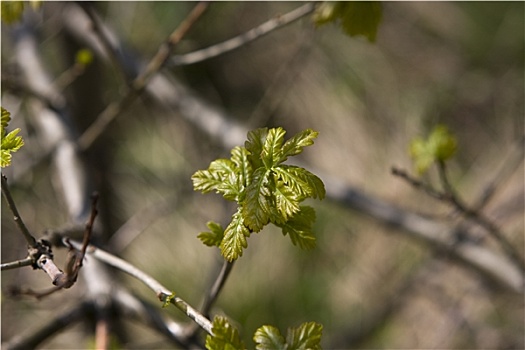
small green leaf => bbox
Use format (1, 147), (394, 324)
(206, 316), (245, 350)
(75, 48), (94, 66)
(275, 165), (326, 200)
(273, 178), (301, 222)
(313, 1), (382, 42)
(409, 125), (457, 174)
(277, 206), (317, 250)
(254, 325), (287, 350)
(230, 146), (252, 192)
(198, 221), (224, 247)
(280, 129), (319, 162)
(1, 107), (24, 168)
(162, 292), (176, 308)
(261, 127), (286, 169)
(428, 125), (457, 161)
(245, 127), (268, 169)
(286, 322), (323, 350)
(242, 167), (271, 232)
(1, 107), (11, 129)
(220, 209), (251, 261)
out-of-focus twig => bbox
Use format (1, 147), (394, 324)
(77, 2), (209, 151)
(1, 175), (37, 247)
(169, 2), (316, 67)
(392, 164), (525, 274)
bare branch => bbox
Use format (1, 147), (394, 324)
(1, 257), (33, 270)
(66, 239), (214, 336)
(1, 175), (37, 247)
(169, 2), (316, 66)
(77, 2), (209, 151)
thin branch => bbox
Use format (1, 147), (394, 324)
(392, 164), (525, 274)
(472, 135), (524, 211)
(169, 2), (316, 66)
(77, 2), (209, 151)
(1, 257), (33, 270)
(1, 175), (37, 247)
(77, 2), (132, 82)
(66, 239), (214, 335)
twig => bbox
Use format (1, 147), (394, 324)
(77, 2), (132, 82)
(472, 135), (524, 211)
(77, 2), (209, 151)
(66, 239), (214, 335)
(10, 193), (99, 299)
(1, 175), (37, 247)
(1, 257), (34, 270)
(169, 2), (316, 66)
(392, 164), (525, 274)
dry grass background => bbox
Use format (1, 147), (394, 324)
(2, 2), (523, 349)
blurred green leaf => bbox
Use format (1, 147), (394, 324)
(409, 125), (457, 174)
(286, 322), (323, 350)
(75, 48), (94, 66)
(254, 325), (286, 350)
(277, 206), (317, 250)
(206, 316), (245, 350)
(313, 1), (382, 42)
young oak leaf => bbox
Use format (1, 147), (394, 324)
(280, 128), (319, 162)
(286, 321), (323, 350)
(254, 325), (287, 350)
(261, 127), (286, 169)
(1, 107), (24, 168)
(245, 127), (268, 169)
(230, 146), (252, 193)
(242, 167), (272, 232)
(277, 206), (317, 250)
(206, 316), (245, 350)
(409, 125), (457, 174)
(220, 209), (251, 262)
(274, 165), (326, 200)
(273, 178), (301, 222)
(198, 221), (224, 247)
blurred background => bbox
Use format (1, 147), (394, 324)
(2, 2), (523, 349)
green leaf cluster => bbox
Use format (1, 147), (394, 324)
(1, 107), (25, 168)
(312, 1), (382, 42)
(409, 125), (457, 174)
(205, 317), (323, 350)
(206, 316), (245, 350)
(192, 127), (325, 261)
(254, 322), (323, 350)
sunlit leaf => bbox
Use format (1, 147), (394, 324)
(280, 129), (319, 162)
(261, 127), (286, 169)
(242, 167), (271, 232)
(1, 108), (24, 168)
(254, 325), (286, 350)
(286, 322), (323, 350)
(245, 127), (268, 169)
(273, 178), (301, 221)
(206, 316), (245, 350)
(231, 146), (252, 191)
(198, 221), (224, 247)
(220, 209), (251, 261)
